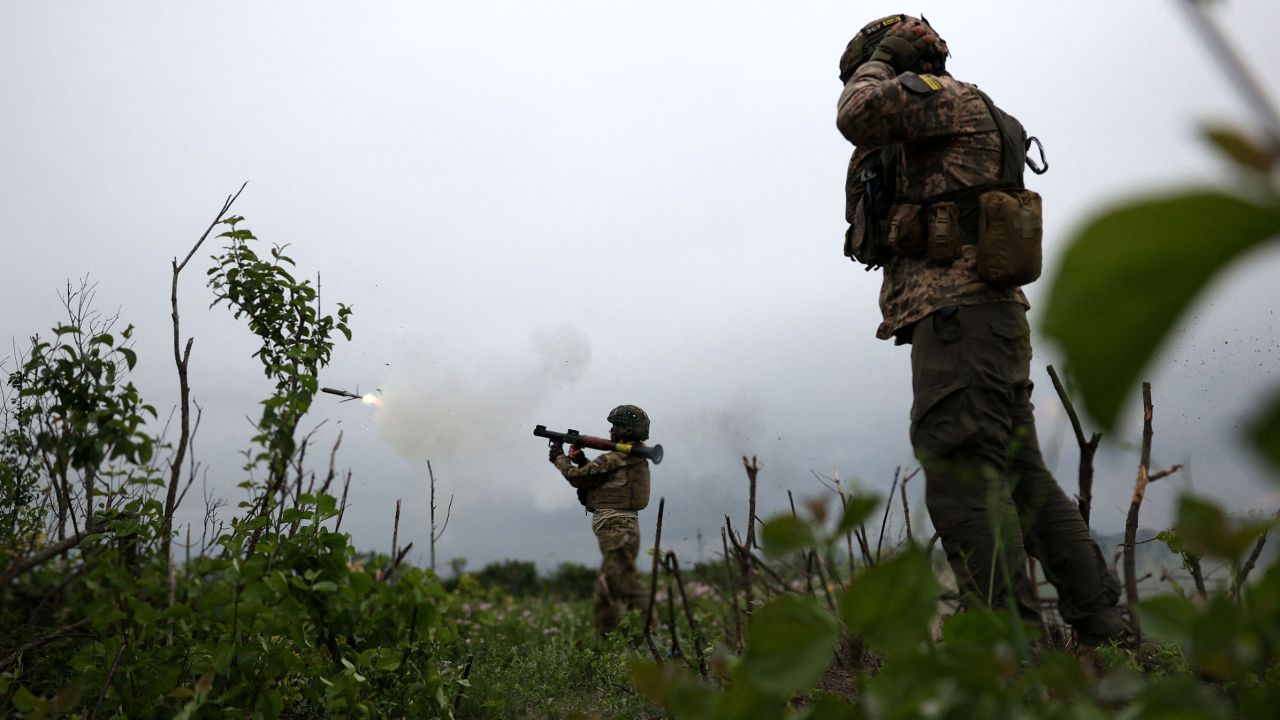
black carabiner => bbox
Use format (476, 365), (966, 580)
(1025, 136), (1048, 175)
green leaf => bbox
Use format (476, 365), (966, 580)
(12, 686), (44, 712)
(742, 595), (839, 696)
(1176, 494), (1271, 560)
(1203, 125), (1276, 172)
(1249, 390), (1280, 476)
(1042, 191), (1280, 430)
(118, 347), (137, 370)
(629, 659), (716, 717)
(375, 651), (402, 672)
(1135, 594), (1198, 649)
(834, 494), (878, 538)
(760, 515), (816, 559)
(840, 549), (938, 657)
(312, 580), (339, 592)
(1132, 671), (1234, 717)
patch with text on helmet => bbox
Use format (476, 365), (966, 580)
(899, 72), (944, 95)
(861, 14), (905, 37)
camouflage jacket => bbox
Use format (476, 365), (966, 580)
(553, 450), (651, 511)
(837, 60), (1028, 341)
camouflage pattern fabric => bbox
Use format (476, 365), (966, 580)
(552, 452), (649, 634)
(554, 450), (650, 512)
(838, 58), (1128, 642)
(591, 512), (645, 635)
(837, 60), (1027, 341)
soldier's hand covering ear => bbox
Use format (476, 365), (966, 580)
(549, 443), (565, 462)
(869, 22), (938, 73)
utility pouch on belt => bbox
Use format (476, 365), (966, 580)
(886, 204), (925, 257)
(926, 202), (963, 265)
(977, 189), (1043, 286)
(844, 196), (871, 261)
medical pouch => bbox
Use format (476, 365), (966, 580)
(977, 189), (1042, 286)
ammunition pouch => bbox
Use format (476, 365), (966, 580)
(886, 203), (926, 257)
(842, 88), (1045, 286)
(976, 189), (1042, 286)
(926, 202), (963, 265)
(844, 146), (901, 269)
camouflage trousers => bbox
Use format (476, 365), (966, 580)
(591, 513), (645, 635)
(909, 302), (1127, 642)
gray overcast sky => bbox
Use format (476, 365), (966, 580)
(3, 1), (1279, 570)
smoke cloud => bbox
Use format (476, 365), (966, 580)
(371, 325), (592, 510)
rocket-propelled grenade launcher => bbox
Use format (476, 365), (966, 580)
(533, 425), (664, 464)
(321, 387), (361, 400)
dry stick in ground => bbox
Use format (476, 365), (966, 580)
(789, 490), (819, 596)
(1187, 553), (1209, 602)
(335, 470), (352, 532)
(815, 470), (862, 576)
(726, 515), (755, 615)
(165, 182), (246, 621)
(721, 527), (744, 653)
(428, 460), (454, 573)
(743, 456), (761, 549)
(1124, 383), (1183, 642)
(900, 469), (917, 544)
(809, 551), (838, 613)
(1234, 510), (1279, 598)
(667, 551), (709, 678)
(318, 431), (343, 497)
(642, 497), (666, 663)
(875, 472), (900, 563)
(1047, 364), (1103, 527)
(925, 531), (942, 557)
(855, 513), (874, 567)
(664, 561), (684, 660)
(383, 499), (401, 582)
(745, 550), (792, 596)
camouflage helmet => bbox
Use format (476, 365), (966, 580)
(839, 14), (949, 83)
(607, 404), (650, 441)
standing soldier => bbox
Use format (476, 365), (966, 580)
(836, 15), (1128, 645)
(549, 405), (652, 635)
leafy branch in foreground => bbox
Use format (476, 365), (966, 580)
(206, 217), (352, 550)
(1, 199), (458, 718)
(1041, 0), (1280, 475)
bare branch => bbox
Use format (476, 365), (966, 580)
(642, 497), (666, 663)
(2, 520), (110, 584)
(1047, 364), (1104, 527)
(1124, 383), (1156, 642)
(742, 456), (760, 549)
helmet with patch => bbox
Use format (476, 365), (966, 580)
(839, 14), (949, 83)
(607, 404), (650, 441)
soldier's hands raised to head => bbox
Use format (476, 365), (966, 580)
(869, 19), (940, 74)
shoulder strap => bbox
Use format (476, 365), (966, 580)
(972, 88), (1027, 189)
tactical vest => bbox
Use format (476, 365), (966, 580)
(585, 455), (651, 511)
(844, 82), (1046, 286)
